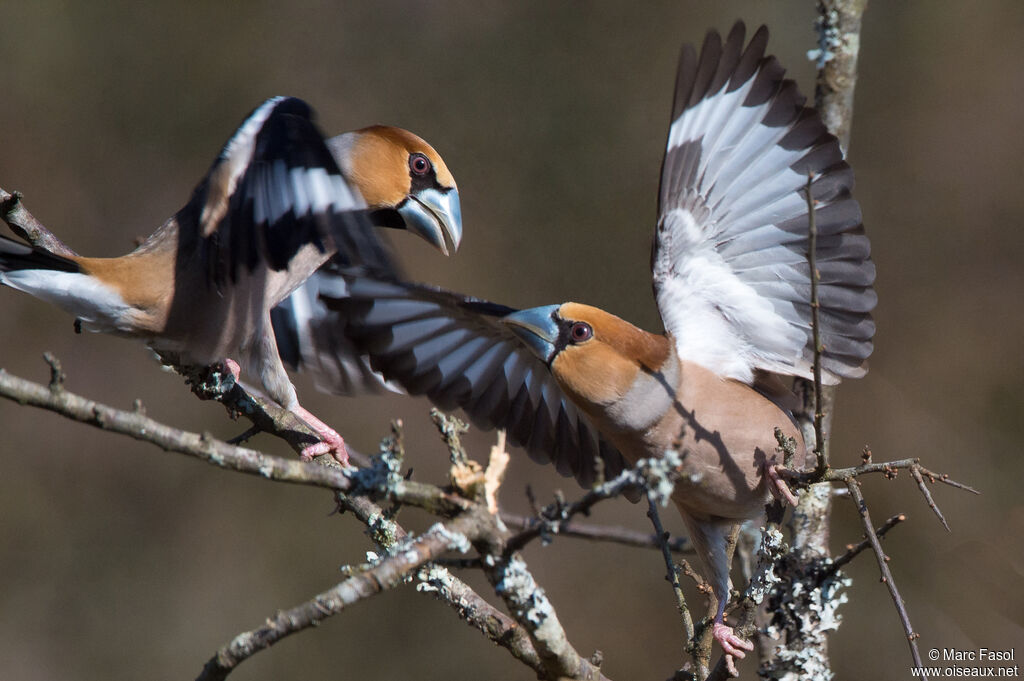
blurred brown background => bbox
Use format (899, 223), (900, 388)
(1, 1), (1022, 679)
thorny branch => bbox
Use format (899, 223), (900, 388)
(826, 512), (905, 575)
(717, 5), (979, 679)
(844, 479), (924, 671)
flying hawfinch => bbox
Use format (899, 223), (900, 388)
(0, 96), (462, 463)
(325, 22), (875, 663)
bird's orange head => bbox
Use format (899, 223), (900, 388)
(502, 302), (671, 410)
(328, 126), (461, 256)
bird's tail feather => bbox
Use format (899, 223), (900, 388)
(0, 235), (79, 273)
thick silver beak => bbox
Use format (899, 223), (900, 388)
(501, 305), (562, 364)
(398, 187), (462, 256)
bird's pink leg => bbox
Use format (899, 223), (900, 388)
(222, 358), (348, 465)
(767, 464), (799, 506)
(290, 404), (349, 466)
(713, 620), (755, 676)
(223, 358), (242, 380)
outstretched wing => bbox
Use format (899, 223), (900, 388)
(323, 273), (633, 495)
(654, 22), (875, 385)
(173, 96), (372, 289)
(271, 262), (404, 396)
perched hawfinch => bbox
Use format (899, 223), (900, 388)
(0, 96), (461, 463)
(326, 22), (875, 664)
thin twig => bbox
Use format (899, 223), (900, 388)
(809, 457), (976, 490)
(648, 497), (695, 643)
(805, 172), (828, 478)
(504, 452), (680, 556)
(0, 363), (353, 492)
(196, 516), (480, 681)
(0, 187), (77, 256)
(785, 454), (979, 527)
(844, 478), (925, 676)
(910, 467), (951, 531)
(500, 512), (691, 554)
(826, 513), (905, 575)
(480, 550), (611, 681)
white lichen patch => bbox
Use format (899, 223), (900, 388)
(416, 564), (456, 595)
(257, 458), (274, 478)
(762, 559), (852, 681)
(495, 556), (555, 628)
(808, 8), (842, 69)
(746, 526), (785, 604)
(643, 448), (683, 506)
(426, 522), (471, 554)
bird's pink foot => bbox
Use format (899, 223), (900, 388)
(223, 358), (242, 380)
(767, 464), (799, 506)
(713, 621), (754, 675)
(292, 404), (350, 466)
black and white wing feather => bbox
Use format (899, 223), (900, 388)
(654, 23), (875, 384)
(270, 187), (405, 397)
(175, 96), (373, 289)
(271, 265), (403, 395)
(324, 274), (632, 493)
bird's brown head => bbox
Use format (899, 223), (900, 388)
(327, 126), (461, 255)
(502, 302), (671, 409)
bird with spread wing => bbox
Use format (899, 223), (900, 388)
(0, 96), (462, 463)
(323, 22), (875, 666)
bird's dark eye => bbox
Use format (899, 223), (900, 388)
(409, 153), (431, 176)
(569, 322), (593, 343)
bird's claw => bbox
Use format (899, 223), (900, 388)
(713, 622), (754, 675)
(298, 429), (349, 466)
(223, 358), (242, 380)
(291, 404), (350, 466)
(767, 464), (799, 506)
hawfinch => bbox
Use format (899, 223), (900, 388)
(325, 22), (875, 662)
(0, 96), (461, 462)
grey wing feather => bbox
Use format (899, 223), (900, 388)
(654, 22), (875, 385)
(323, 274), (634, 497)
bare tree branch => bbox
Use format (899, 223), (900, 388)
(0, 187), (77, 256)
(826, 512), (905, 575)
(0, 361), (352, 491)
(503, 450), (682, 556)
(647, 497), (697, 668)
(196, 517), (478, 681)
(500, 512), (691, 554)
(844, 478), (926, 675)
(768, 1), (869, 675)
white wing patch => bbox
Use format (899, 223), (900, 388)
(654, 209), (802, 383)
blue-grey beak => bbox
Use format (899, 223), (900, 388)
(501, 305), (562, 364)
(398, 187), (462, 256)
